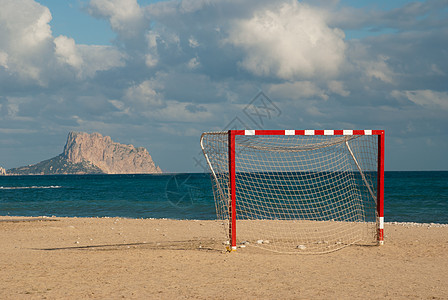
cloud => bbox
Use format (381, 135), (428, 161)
(188, 37), (200, 48)
(54, 36), (126, 78)
(54, 36), (84, 69)
(268, 81), (329, 100)
(324, 0), (448, 32)
(392, 90), (448, 111)
(0, 0), (54, 84)
(360, 54), (396, 84)
(77, 44), (126, 76)
(0, 0), (126, 87)
(88, 0), (148, 40)
(327, 81), (350, 97)
(124, 79), (166, 109)
(0, 51), (8, 69)
(226, 1), (346, 80)
(187, 57), (200, 69)
(0, 0), (448, 171)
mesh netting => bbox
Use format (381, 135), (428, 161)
(201, 132), (379, 253)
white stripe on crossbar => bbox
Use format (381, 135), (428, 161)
(305, 130), (314, 135)
(245, 130), (255, 135)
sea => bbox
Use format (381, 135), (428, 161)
(1, 171), (447, 224)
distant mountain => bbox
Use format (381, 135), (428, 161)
(7, 132), (162, 175)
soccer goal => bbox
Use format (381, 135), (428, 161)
(200, 130), (384, 254)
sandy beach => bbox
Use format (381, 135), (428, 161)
(1, 216), (447, 299)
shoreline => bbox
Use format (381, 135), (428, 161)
(2, 215), (448, 226)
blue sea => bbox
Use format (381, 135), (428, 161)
(1, 172), (447, 224)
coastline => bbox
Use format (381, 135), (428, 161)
(1, 216), (447, 299)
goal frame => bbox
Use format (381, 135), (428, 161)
(224, 129), (384, 251)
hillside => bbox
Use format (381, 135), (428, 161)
(7, 156), (103, 175)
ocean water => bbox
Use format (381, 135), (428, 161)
(0, 172), (447, 223)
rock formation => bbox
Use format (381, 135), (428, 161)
(7, 132), (162, 175)
(62, 132), (162, 174)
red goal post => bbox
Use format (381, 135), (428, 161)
(202, 129), (385, 253)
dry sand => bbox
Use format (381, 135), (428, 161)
(0, 216), (447, 299)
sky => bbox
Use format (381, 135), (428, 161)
(0, 0), (447, 172)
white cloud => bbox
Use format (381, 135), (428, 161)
(268, 81), (329, 100)
(109, 99), (126, 111)
(327, 80), (350, 97)
(0, 51), (8, 69)
(0, 0), (54, 83)
(362, 55), (395, 84)
(431, 64), (445, 76)
(54, 35), (125, 78)
(180, 0), (214, 13)
(54, 36), (84, 69)
(187, 57), (200, 69)
(0, 0), (53, 49)
(188, 37), (199, 48)
(1, 96), (36, 121)
(146, 31), (159, 49)
(88, 0), (147, 39)
(306, 104), (325, 117)
(77, 44), (126, 76)
(226, 1), (346, 80)
(325, 0), (448, 34)
(144, 31), (160, 67)
(0, 0), (125, 84)
(142, 100), (213, 123)
(392, 90), (448, 111)
(145, 53), (158, 68)
(124, 80), (165, 109)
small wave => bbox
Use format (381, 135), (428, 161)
(0, 186), (63, 190)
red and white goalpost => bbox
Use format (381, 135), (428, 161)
(201, 130), (384, 253)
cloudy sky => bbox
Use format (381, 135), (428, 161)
(0, 0), (447, 172)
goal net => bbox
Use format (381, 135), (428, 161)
(200, 130), (384, 254)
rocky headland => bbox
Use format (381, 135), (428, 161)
(6, 132), (162, 175)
